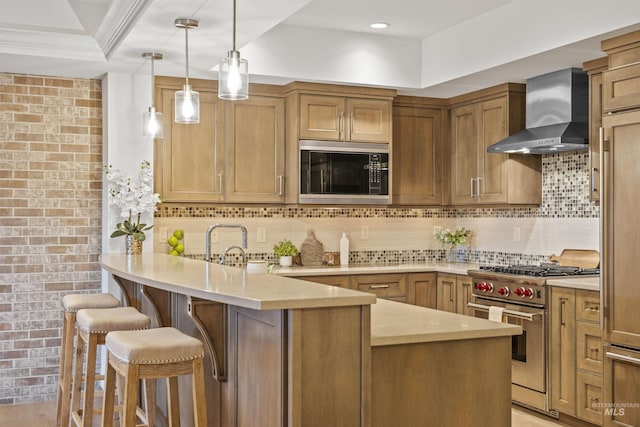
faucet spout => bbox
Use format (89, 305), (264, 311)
(221, 245), (247, 266)
(205, 223), (248, 264)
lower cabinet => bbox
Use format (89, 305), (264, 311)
(550, 287), (603, 425)
(436, 273), (473, 315)
(301, 272), (436, 308)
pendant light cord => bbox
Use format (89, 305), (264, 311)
(233, 0), (237, 51)
(150, 55), (155, 105)
(184, 25), (190, 85)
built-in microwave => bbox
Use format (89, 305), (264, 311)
(299, 140), (389, 204)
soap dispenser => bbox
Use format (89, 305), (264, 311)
(340, 232), (349, 266)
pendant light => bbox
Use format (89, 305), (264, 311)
(218, 0), (249, 100)
(142, 52), (163, 138)
(174, 17), (200, 124)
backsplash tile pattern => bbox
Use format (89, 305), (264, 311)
(160, 150), (597, 266)
(0, 73), (103, 404)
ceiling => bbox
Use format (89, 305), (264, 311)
(1, 0), (640, 97)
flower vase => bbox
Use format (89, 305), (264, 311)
(279, 256), (293, 267)
(446, 245), (456, 263)
(125, 235), (143, 255)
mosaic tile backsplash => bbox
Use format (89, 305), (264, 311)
(156, 151), (599, 266)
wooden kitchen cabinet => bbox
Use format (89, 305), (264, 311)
(391, 97), (446, 205)
(299, 94), (391, 143)
(436, 273), (473, 315)
(301, 275), (351, 289)
(155, 77), (225, 202)
(224, 94), (285, 203)
(550, 287), (604, 425)
(449, 84), (541, 206)
(407, 273), (437, 309)
(351, 274), (408, 302)
(583, 57), (608, 204)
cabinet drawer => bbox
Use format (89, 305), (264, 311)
(603, 63), (640, 113)
(576, 371), (603, 426)
(303, 275), (351, 289)
(577, 321), (603, 374)
(576, 290), (601, 323)
(352, 274), (407, 298)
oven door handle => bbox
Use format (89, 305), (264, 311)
(467, 302), (542, 321)
(605, 351), (640, 365)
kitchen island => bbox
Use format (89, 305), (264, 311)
(100, 254), (520, 427)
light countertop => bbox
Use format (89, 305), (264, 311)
(100, 254), (376, 311)
(370, 299), (522, 347)
(275, 262), (478, 277)
(546, 276), (600, 292)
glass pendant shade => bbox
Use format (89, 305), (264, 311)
(143, 107), (164, 137)
(174, 17), (200, 124)
(175, 84), (200, 123)
(219, 50), (249, 100)
(142, 52), (163, 138)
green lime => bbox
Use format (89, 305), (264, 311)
(173, 229), (184, 240)
(168, 249), (179, 256)
(167, 236), (179, 247)
(175, 243), (184, 254)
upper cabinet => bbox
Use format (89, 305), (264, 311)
(392, 96), (447, 205)
(154, 77), (285, 204)
(583, 57), (608, 204)
(224, 94), (285, 203)
(449, 84), (541, 206)
(155, 77), (224, 203)
(284, 82), (396, 203)
(299, 94), (391, 143)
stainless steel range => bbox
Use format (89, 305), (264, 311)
(467, 264), (599, 417)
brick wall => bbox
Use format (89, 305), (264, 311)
(0, 73), (103, 404)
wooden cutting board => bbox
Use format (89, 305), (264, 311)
(548, 249), (599, 269)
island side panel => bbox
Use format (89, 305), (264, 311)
(288, 305), (371, 427)
(371, 336), (512, 427)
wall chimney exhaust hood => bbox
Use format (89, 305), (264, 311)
(487, 68), (588, 154)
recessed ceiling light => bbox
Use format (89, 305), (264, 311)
(370, 22), (390, 29)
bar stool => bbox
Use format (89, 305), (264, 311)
(56, 293), (120, 426)
(102, 327), (208, 427)
(70, 307), (151, 427)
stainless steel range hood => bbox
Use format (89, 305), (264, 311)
(487, 68), (588, 154)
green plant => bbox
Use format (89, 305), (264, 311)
(433, 226), (472, 247)
(273, 239), (298, 257)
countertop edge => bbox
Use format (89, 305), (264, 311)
(546, 277), (600, 292)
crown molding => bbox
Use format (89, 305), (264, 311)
(95, 0), (152, 58)
(0, 27), (105, 62)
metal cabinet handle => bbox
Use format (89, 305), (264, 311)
(477, 176), (482, 198)
(349, 112), (354, 140)
(369, 284), (390, 289)
(339, 111), (344, 140)
(471, 178), (476, 197)
(278, 175), (284, 196)
(605, 351), (640, 365)
(467, 302), (542, 321)
(218, 173), (224, 194)
(560, 300), (566, 326)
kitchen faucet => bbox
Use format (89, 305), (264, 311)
(205, 224), (248, 265)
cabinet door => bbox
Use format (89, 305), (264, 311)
(436, 274), (457, 313)
(602, 64), (640, 113)
(408, 273), (436, 309)
(577, 321), (603, 374)
(550, 287), (577, 415)
(602, 110), (640, 349)
(576, 290), (601, 323)
(478, 97), (509, 204)
(302, 275), (351, 289)
(352, 274), (407, 302)
(224, 95), (285, 203)
(299, 94), (343, 141)
(392, 106), (443, 205)
(603, 345), (640, 427)
(346, 98), (391, 142)
(589, 71), (604, 202)
(157, 87), (224, 202)
(450, 104), (478, 205)
(456, 275), (474, 316)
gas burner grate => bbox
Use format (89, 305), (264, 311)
(479, 264), (599, 277)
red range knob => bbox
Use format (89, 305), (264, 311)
(523, 288), (534, 298)
(514, 287), (525, 297)
(476, 282), (494, 292)
(498, 287), (510, 296)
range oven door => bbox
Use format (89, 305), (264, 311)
(469, 296), (546, 393)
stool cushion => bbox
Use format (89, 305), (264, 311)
(76, 307), (150, 333)
(63, 293), (120, 312)
(106, 327), (204, 365)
